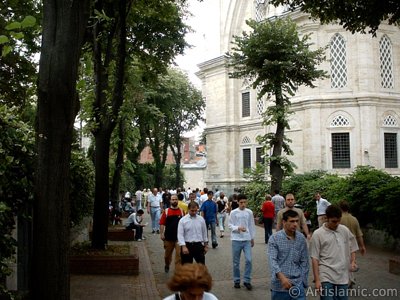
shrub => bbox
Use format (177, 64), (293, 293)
(0, 105), (35, 297)
(70, 149), (95, 227)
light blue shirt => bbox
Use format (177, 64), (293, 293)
(268, 230), (309, 291)
(228, 207), (255, 241)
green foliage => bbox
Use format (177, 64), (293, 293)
(162, 164), (185, 188)
(345, 166), (394, 228)
(0, 1), (41, 108)
(282, 171), (347, 227)
(242, 164), (270, 217)
(70, 149), (95, 227)
(370, 178), (400, 238)
(270, 0), (399, 35)
(0, 105), (95, 296)
(227, 17), (327, 191)
(243, 165), (400, 237)
(0, 105), (35, 296)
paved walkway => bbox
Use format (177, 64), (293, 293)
(71, 214), (400, 299)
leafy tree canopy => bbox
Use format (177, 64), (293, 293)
(270, 0), (400, 34)
(0, 0), (41, 108)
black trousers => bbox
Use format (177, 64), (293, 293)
(181, 242), (205, 264)
(126, 223), (143, 240)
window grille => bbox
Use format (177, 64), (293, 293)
(242, 136), (251, 144)
(384, 133), (398, 168)
(332, 133), (350, 168)
(380, 35), (394, 89)
(256, 99), (264, 116)
(383, 115), (398, 127)
(242, 78), (251, 88)
(330, 115), (350, 127)
(242, 148), (251, 170)
(242, 92), (250, 117)
(330, 34), (348, 88)
(254, 0), (266, 22)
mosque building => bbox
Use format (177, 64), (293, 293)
(196, 1), (400, 194)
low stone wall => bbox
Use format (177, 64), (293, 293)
(389, 257), (400, 275)
(89, 227), (135, 241)
(363, 228), (400, 251)
(70, 246), (139, 275)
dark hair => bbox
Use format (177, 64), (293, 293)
(178, 193), (184, 201)
(188, 201), (199, 209)
(237, 194), (247, 201)
(326, 204), (342, 218)
(338, 200), (350, 212)
(207, 190), (214, 196)
(137, 209), (144, 215)
(283, 209), (298, 221)
(274, 189), (280, 194)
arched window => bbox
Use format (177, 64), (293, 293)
(330, 34), (347, 88)
(380, 35), (394, 89)
(330, 115), (351, 168)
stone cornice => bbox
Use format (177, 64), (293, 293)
(196, 55), (228, 74)
(205, 121), (263, 134)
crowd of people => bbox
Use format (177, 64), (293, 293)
(116, 186), (366, 300)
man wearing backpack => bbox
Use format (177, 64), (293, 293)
(159, 194), (185, 273)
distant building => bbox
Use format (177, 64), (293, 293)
(138, 137), (207, 189)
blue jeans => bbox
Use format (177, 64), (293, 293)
(206, 221), (217, 245)
(271, 285), (306, 300)
(321, 282), (348, 300)
(232, 240), (252, 284)
(217, 212), (226, 232)
(150, 207), (161, 231)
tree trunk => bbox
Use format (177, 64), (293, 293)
(110, 119), (125, 203)
(91, 0), (127, 249)
(175, 153), (182, 187)
(270, 90), (285, 193)
(170, 134), (182, 188)
(33, 1), (89, 299)
(92, 130), (112, 249)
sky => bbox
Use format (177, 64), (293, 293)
(175, 0), (220, 140)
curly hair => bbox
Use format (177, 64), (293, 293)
(167, 263), (212, 292)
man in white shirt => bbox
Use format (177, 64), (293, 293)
(199, 187), (209, 208)
(228, 194), (256, 290)
(147, 188), (162, 234)
(315, 192), (331, 227)
(177, 201), (208, 264)
(125, 209), (146, 241)
(135, 188), (143, 210)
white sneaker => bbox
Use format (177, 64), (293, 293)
(137, 239), (142, 242)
